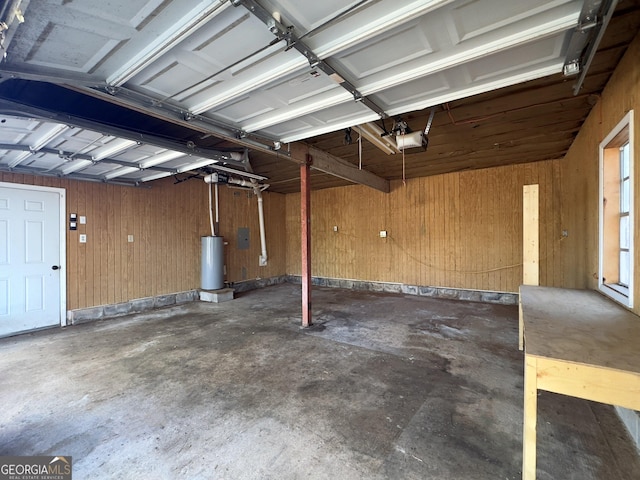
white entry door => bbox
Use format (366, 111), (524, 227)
(0, 183), (65, 337)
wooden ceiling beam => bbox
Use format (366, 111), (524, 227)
(289, 143), (390, 194)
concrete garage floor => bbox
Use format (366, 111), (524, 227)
(1, 284), (639, 479)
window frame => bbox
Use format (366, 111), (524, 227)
(599, 110), (635, 307)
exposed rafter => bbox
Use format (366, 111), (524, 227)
(290, 143), (390, 193)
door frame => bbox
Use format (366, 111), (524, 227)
(1, 181), (67, 327)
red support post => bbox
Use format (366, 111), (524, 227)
(301, 155), (312, 327)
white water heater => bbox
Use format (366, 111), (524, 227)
(201, 236), (224, 290)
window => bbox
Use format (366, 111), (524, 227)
(599, 111), (634, 307)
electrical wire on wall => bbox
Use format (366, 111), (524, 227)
(388, 235), (523, 274)
(330, 227), (525, 275)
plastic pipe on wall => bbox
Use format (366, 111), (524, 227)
(203, 172), (268, 266)
(208, 182), (215, 236)
(253, 182), (268, 266)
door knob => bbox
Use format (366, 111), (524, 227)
(52, 265), (60, 270)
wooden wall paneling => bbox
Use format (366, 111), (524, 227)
(285, 193), (300, 275)
(101, 183), (111, 305)
(106, 184), (117, 305)
(177, 182), (187, 294)
(149, 182), (162, 298)
(329, 187), (343, 279)
(220, 184), (289, 284)
(77, 180), (88, 308)
(92, 183), (104, 305)
(558, 32), (640, 311)
(62, 178), (77, 310)
(439, 173), (452, 288)
(386, 183), (403, 283)
(458, 170), (478, 290)
(310, 188), (326, 278)
(122, 184), (134, 303)
(130, 187), (141, 299)
(0, 173), (286, 311)
(163, 185), (172, 295)
(433, 175), (446, 288)
(394, 180), (421, 286)
(523, 184), (540, 286)
(382, 185), (394, 283)
(186, 182), (197, 290)
(87, 183), (96, 305)
(404, 178), (420, 287)
(140, 185), (152, 299)
(422, 176), (436, 287)
(285, 159), (560, 294)
(358, 185), (375, 281)
(165, 183), (173, 292)
(451, 172), (462, 288)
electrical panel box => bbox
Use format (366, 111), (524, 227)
(237, 227), (250, 250)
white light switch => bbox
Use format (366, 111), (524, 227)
(128, 235), (134, 243)
(79, 216), (86, 224)
(79, 234), (87, 243)
(379, 230), (387, 238)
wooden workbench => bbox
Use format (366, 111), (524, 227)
(519, 285), (640, 479)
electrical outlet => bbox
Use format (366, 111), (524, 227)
(333, 225), (338, 232)
(379, 230), (387, 238)
(79, 216), (86, 224)
(79, 234), (87, 243)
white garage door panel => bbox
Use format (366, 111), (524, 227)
(0, 184), (65, 337)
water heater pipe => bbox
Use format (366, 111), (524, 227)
(204, 172), (268, 266)
(215, 183), (219, 226)
(208, 182), (215, 236)
(253, 181), (268, 266)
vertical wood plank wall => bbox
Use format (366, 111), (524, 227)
(558, 31), (640, 313)
(0, 173), (286, 310)
(285, 160), (562, 293)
